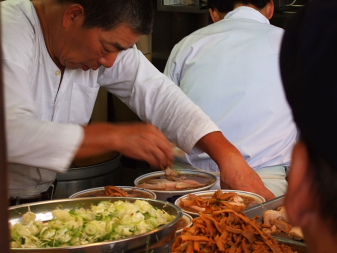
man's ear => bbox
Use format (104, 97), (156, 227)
(285, 141), (316, 228)
(261, 0), (275, 20)
(208, 8), (224, 23)
(63, 4), (85, 27)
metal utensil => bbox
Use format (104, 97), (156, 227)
(171, 143), (220, 176)
(243, 195), (285, 221)
(243, 195), (308, 253)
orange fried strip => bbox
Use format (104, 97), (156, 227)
(181, 235), (210, 242)
(193, 241), (201, 251)
(173, 208), (298, 253)
(104, 186), (129, 197)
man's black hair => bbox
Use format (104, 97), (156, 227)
(234, 0), (271, 9)
(207, 0), (235, 13)
(57, 0), (154, 34)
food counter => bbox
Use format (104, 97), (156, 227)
(8, 179), (308, 252)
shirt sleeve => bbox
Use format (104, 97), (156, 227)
(2, 7), (84, 172)
(163, 43), (183, 86)
(98, 47), (221, 154)
(3, 59), (84, 172)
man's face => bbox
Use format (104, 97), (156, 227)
(57, 24), (142, 71)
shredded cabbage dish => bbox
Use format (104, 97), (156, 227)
(11, 200), (176, 248)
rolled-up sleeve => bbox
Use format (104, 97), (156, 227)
(98, 47), (221, 154)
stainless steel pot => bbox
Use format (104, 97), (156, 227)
(9, 197), (182, 253)
(54, 154), (122, 199)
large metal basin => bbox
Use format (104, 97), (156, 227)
(9, 197), (183, 253)
(54, 154), (122, 199)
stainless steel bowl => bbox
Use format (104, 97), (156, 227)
(69, 186), (157, 199)
(175, 189), (266, 217)
(54, 154), (122, 199)
(134, 169), (217, 202)
(9, 197), (183, 253)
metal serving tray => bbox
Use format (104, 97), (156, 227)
(9, 197), (183, 253)
(243, 195), (308, 253)
(243, 195), (285, 221)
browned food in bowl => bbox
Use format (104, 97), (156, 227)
(76, 186), (153, 199)
(137, 173), (215, 191)
(176, 216), (190, 231)
(105, 186), (129, 197)
(262, 206), (304, 241)
(179, 190), (261, 213)
(70, 152), (120, 167)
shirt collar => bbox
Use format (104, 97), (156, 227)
(225, 6), (270, 24)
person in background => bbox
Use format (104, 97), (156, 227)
(280, 0), (337, 251)
(207, 0), (235, 22)
(1, 0), (275, 205)
(164, 0), (298, 197)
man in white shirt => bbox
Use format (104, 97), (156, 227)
(164, 0), (297, 196)
(1, 0), (275, 204)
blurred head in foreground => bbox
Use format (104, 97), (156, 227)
(280, 0), (337, 251)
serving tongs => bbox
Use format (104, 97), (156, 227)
(243, 195), (285, 221)
(243, 195), (308, 253)
(171, 143), (220, 176)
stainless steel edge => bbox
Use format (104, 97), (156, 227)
(9, 197), (183, 253)
(243, 195), (285, 221)
(243, 195), (308, 253)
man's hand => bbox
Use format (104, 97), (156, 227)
(219, 160), (276, 201)
(75, 122), (174, 169)
(195, 131), (276, 201)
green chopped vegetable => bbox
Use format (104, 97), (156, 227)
(10, 200), (175, 248)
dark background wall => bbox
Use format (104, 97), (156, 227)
(151, 0), (308, 72)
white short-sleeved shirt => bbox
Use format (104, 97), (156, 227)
(164, 7), (298, 174)
(1, 0), (220, 197)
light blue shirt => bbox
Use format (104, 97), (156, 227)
(165, 7), (298, 173)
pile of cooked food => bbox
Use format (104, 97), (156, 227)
(10, 200), (175, 248)
(136, 167), (212, 191)
(262, 206), (304, 241)
(172, 208), (298, 253)
(77, 186), (131, 197)
(104, 186), (130, 197)
(77, 185), (153, 198)
(179, 190), (260, 214)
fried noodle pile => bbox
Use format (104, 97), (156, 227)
(172, 209), (297, 253)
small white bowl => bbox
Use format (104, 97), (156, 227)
(175, 189), (266, 217)
(134, 169), (217, 202)
(69, 186), (156, 199)
(176, 213), (193, 236)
